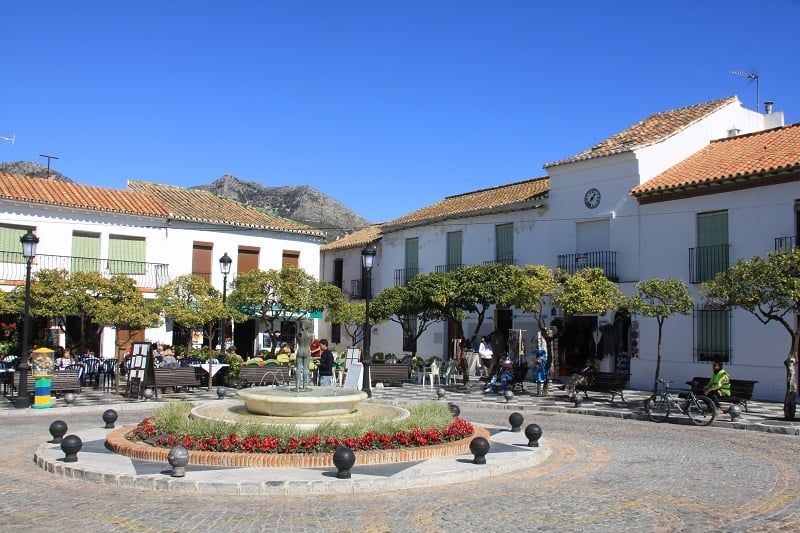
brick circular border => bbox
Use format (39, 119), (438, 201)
(106, 424), (491, 468)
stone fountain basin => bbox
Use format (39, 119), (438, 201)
(237, 386), (368, 417)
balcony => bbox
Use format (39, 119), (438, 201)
(557, 251), (618, 281)
(689, 244), (730, 284)
(435, 263), (463, 273)
(349, 279), (373, 300)
(775, 236), (797, 251)
(482, 258), (516, 266)
(0, 251), (170, 290)
(394, 267), (419, 287)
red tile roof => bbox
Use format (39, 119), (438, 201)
(545, 96), (738, 168)
(0, 173), (169, 217)
(381, 177), (550, 230)
(321, 225), (382, 252)
(632, 123), (800, 200)
(127, 181), (324, 236)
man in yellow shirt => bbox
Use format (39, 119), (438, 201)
(703, 360), (731, 414)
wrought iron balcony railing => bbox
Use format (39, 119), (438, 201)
(774, 236), (797, 251)
(435, 263), (463, 273)
(394, 267), (420, 287)
(349, 279), (373, 300)
(557, 251), (618, 281)
(482, 257), (516, 266)
(688, 245), (730, 284)
(0, 251), (170, 289)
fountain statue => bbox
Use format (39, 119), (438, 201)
(295, 319), (312, 391)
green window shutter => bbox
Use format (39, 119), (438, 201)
(71, 232), (101, 273)
(696, 306), (730, 363)
(405, 238), (419, 271)
(0, 224), (29, 263)
(108, 235), (146, 275)
(495, 223), (514, 264)
(446, 231), (462, 270)
(696, 211), (729, 282)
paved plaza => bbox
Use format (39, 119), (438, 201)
(2, 382), (800, 531)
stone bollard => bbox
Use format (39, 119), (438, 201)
(469, 436), (490, 464)
(142, 388), (154, 401)
(167, 445), (190, 477)
(332, 446), (356, 479)
(509, 412), (524, 432)
(63, 392), (76, 405)
(49, 420), (68, 444)
(525, 423), (543, 447)
(503, 390), (514, 403)
(573, 395), (583, 408)
(61, 434), (82, 463)
(447, 403), (460, 417)
(728, 404), (742, 422)
(217, 387), (227, 400)
(436, 387), (446, 400)
(102, 409), (118, 429)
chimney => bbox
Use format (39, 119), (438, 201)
(764, 101), (774, 114)
(727, 126), (741, 137)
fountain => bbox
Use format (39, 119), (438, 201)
(191, 321), (405, 428)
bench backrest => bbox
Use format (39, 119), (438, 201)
(241, 365), (291, 385)
(689, 376), (758, 399)
(154, 367), (200, 384)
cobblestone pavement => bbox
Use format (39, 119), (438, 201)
(2, 387), (800, 532)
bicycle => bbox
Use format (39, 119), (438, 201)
(644, 378), (717, 426)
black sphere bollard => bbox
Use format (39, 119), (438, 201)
(167, 445), (190, 477)
(728, 404), (742, 422)
(447, 402), (461, 417)
(217, 387), (227, 400)
(49, 420), (68, 444)
(503, 390), (514, 403)
(63, 392), (76, 405)
(509, 412), (524, 432)
(102, 409), (118, 429)
(61, 434), (83, 463)
(469, 436), (490, 464)
(436, 387), (446, 400)
(332, 446), (356, 479)
(573, 395), (583, 408)
(524, 423), (543, 447)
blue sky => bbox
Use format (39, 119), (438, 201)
(2, 1), (799, 224)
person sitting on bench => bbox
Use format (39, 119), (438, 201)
(565, 358), (596, 401)
(703, 360), (731, 414)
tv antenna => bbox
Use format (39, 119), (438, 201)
(731, 70), (760, 111)
(0, 133), (14, 145)
(40, 154), (60, 178)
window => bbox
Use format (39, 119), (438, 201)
(238, 247), (259, 274)
(108, 235), (146, 275)
(333, 258), (343, 289)
(495, 223), (514, 264)
(71, 232), (101, 273)
(694, 211), (729, 282)
(446, 231), (462, 271)
(0, 224), (31, 263)
(405, 238), (419, 272)
(331, 323), (341, 344)
(191, 242), (213, 283)
(694, 305), (730, 363)
(402, 316), (417, 353)
(282, 250), (300, 268)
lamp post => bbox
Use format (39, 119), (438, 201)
(215, 252), (232, 391)
(361, 243), (377, 398)
(13, 229), (39, 408)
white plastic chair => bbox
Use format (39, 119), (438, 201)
(423, 361), (440, 387)
(444, 360), (460, 386)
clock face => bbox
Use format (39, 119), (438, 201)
(584, 188), (601, 209)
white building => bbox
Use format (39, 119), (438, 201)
(0, 175), (325, 359)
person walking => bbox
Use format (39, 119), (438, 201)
(317, 339), (334, 387)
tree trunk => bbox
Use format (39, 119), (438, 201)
(784, 350), (798, 420)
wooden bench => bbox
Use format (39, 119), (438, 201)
(12, 370), (82, 397)
(240, 365), (292, 387)
(577, 372), (630, 404)
(153, 367), (200, 395)
(369, 363), (410, 386)
(688, 376), (758, 412)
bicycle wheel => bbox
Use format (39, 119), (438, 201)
(645, 393), (670, 422)
(687, 395), (717, 426)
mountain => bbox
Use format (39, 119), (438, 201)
(0, 161), (72, 182)
(194, 175), (371, 242)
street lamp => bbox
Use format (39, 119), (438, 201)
(361, 243), (377, 398)
(215, 252), (232, 391)
(13, 229), (39, 408)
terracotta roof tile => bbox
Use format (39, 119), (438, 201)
(0, 173), (169, 217)
(381, 177), (549, 230)
(127, 180), (323, 236)
(545, 96), (738, 168)
(321, 225), (382, 252)
(632, 122), (800, 198)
